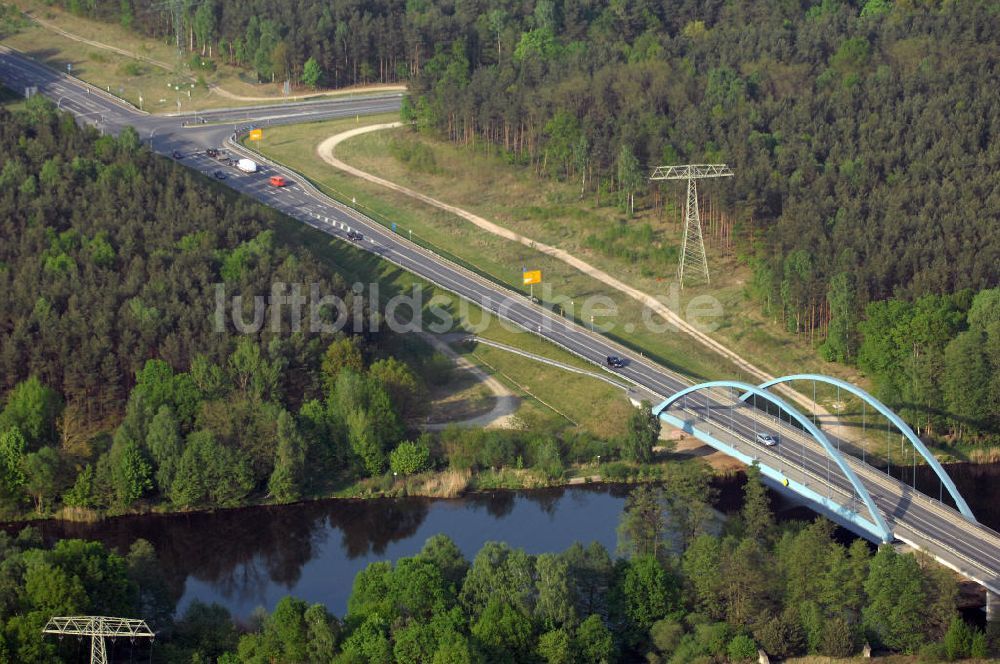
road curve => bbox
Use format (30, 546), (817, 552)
(2, 47), (998, 594)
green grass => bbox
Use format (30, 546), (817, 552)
(263, 185), (630, 439)
(338, 127), (867, 385)
(255, 116), (909, 456)
(2, 0), (402, 112)
(256, 118), (740, 384)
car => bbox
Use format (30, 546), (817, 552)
(347, 231), (364, 242)
(171, 150), (184, 159)
(213, 170), (227, 180)
(269, 175), (287, 187)
(606, 355), (626, 369)
(756, 432), (778, 447)
(205, 148), (219, 158)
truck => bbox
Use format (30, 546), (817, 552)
(236, 158), (258, 173)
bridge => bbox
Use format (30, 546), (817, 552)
(653, 374), (1000, 608)
(2, 45), (997, 614)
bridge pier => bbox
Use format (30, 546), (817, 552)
(987, 591), (1000, 621)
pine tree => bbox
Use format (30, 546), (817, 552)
(741, 462), (775, 543)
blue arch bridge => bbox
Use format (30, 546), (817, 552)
(651, 373), (1000, 614)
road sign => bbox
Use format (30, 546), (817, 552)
(522, 270), (541, 285)
(248, 128), (263, 141)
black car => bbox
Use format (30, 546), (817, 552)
(171, 150), (184, 159)
(213, 170), (227, 180)
(206, 148), (219, 158)
(606, 355), (626, 369)
(347, 231), (364, 242)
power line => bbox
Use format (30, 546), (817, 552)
(42, 616), (155, 664)
(650, 164), (734, 288)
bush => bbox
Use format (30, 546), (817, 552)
(753, 608), (805, 659)
(971, 630), (987, 659)
(820, 616), (856, 657)
(389, 138), (440, 174)
(918, 642), (947, 663)
(118, 62), (143, 77)
(532, 438), (564, 480)
(563, 431), (610, 464)
(650, 619), (684, 655)
(477, 432), (520, 469)
(601, 462), (631, 481)
(727, 634), (757, 662)
(389, 441), (430, 476)
(441, 428), (477, 470)
(694, 622), (729, 658)
(943, 617), (973, 660)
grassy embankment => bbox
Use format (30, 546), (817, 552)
(229, 117), (657, 501)
(1, 0), (401, 112)
(254, 119), (947, 464)
(270, 118), (1000, 467)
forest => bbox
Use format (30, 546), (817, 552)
(1, 467), (993, 663)
(0, 98), (670, 519)
(41, 0), (1000, 442)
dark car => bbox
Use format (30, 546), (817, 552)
(606, 355), (626, 369)
(213, 170), (227, 180)
(171, 150), (184, 159)
(347, 231), (364, 242)
(206, 148), (219, 158)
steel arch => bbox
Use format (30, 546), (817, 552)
(654, 380), (894, 542)
(742, 374), (976, 523)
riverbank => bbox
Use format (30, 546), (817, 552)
(7, 442), (998, 530)
(1, 438), (738, 528)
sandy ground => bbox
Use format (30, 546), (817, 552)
(420, 334), (519, 430)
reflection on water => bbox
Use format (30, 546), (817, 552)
(19, 485), (638, 618)
(10, 463), (996, 619)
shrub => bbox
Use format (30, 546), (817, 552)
(650, 619), (684, 655)
(727, 634), (757, 662)
(389, 138), (440, 174)
(971, 630), (987, 659)
(389, 441), (430, 476)
(530, 437), (564, 480)
(943, 617), (973, 660)
(601, 462), (630, 481)
(820, 616), (856, 658)
(918, 642), (947, 663)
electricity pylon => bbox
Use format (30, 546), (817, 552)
(42, 616), (155, 664)
(650, 164), (733, 287)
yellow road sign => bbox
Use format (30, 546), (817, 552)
(523, 270), (541, 285)
(248, 128), (263, 141)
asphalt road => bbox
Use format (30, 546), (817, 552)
(2, 46), (998, 592)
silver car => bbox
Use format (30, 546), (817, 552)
(756, 432), (778, 447)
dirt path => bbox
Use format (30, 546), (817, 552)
(421, 334), (519, 430)
(317, 123), (829, 419)
(24, 12), (405, 103)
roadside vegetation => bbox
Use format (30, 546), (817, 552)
(2, 467), (994, 663)
(254, 117), (740, 386)
(0, 0), (401, 111)
(9, 0), (999, 453)
(0, 99), (701, 523)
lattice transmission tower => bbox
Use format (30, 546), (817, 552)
(42, 616), (155, 664)
(650, 164), (733, 287)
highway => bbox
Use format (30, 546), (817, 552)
(2, 46), (998, 595)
